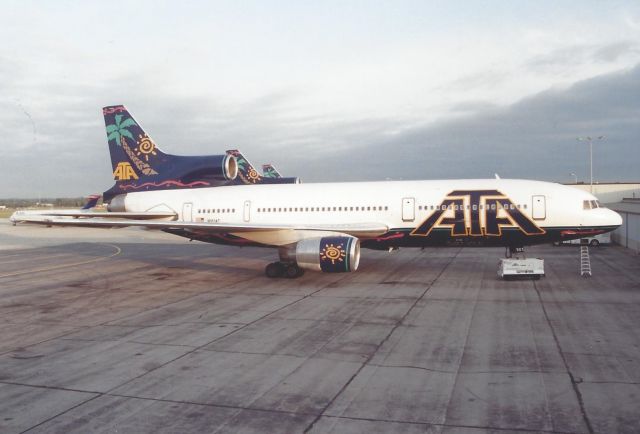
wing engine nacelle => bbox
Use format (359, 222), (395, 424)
(293, 236), (360, 272)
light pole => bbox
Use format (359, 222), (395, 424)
(570, 172), (577, 184)
(577, 136), (605, 194)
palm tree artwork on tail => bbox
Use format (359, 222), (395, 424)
(106, 114), (158, 176)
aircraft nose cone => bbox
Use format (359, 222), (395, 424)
(608, 209), (623, 227)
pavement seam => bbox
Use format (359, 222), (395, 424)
(0, 380), (580, 434)
(19, 394), (102, 434)
(0, 243), (121, 279)
(4, 255), (350, 433)
(524, 277), (554, 431)
(580, 380), (640, 385)
(533, 280), (595, 434)
(440, 253), (482, 427)
(94, 270), (355, 397)
(302, 247), (462, 433)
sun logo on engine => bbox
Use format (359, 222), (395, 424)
(320, 243), (346, 264)
(135, 134), (157, 161)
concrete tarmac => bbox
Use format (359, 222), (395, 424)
(0, 220), (639, 433)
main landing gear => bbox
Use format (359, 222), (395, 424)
(265, 262), (305, 279)
(505, 245), (525, 258)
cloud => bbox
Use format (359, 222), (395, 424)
(288, 63), (640, 183)
(593, 40), (639, 63)
(526, 41), (640, 73)
(1, 62), (639, 197)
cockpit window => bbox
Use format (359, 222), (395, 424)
(583, 200), (603, 210)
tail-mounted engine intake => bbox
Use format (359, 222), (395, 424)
(294, 236), (360, 272)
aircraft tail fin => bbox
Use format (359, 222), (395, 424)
(262, 164), (282, 178)
(103, 105), (170, 182)
(102, 105), (236, 202)
(226, 149), (265, 184)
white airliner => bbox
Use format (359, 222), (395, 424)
(11, 106), (622, 278)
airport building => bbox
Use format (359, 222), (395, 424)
(608, 198), (640, 252)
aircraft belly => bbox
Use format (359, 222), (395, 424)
(229, 229), (350, 246)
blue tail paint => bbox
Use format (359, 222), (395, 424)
(102, 105), (236, 201)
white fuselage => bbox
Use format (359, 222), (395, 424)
(115, 179), (622, 248)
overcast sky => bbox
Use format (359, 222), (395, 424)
(1, 1), (639, 197)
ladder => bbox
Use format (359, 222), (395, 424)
(580, 245), (592, 277)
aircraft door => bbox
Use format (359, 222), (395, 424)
(243, 200), (251, 222)
(402, 197), (415, 222)
(182, 202), (193, 222)
(532, 195), (546, 220)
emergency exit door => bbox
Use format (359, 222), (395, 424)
(402, 197), (415, 222)
(182, 203), (193, 222)
(243, 200), (251, 222)
(532, 195), (546, 220)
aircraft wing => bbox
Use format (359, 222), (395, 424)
(10, 211), (177, 222)
(34, 211), (176, 219)
(10, 215), (388, 238)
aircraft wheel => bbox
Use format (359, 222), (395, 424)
(284, 263), (302, 279)
(590, 239), (600, 247)
(265, 262), (284, 278)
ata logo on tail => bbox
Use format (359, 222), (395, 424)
(411, 190), (545, 237)
(113, 162), (139, 181)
